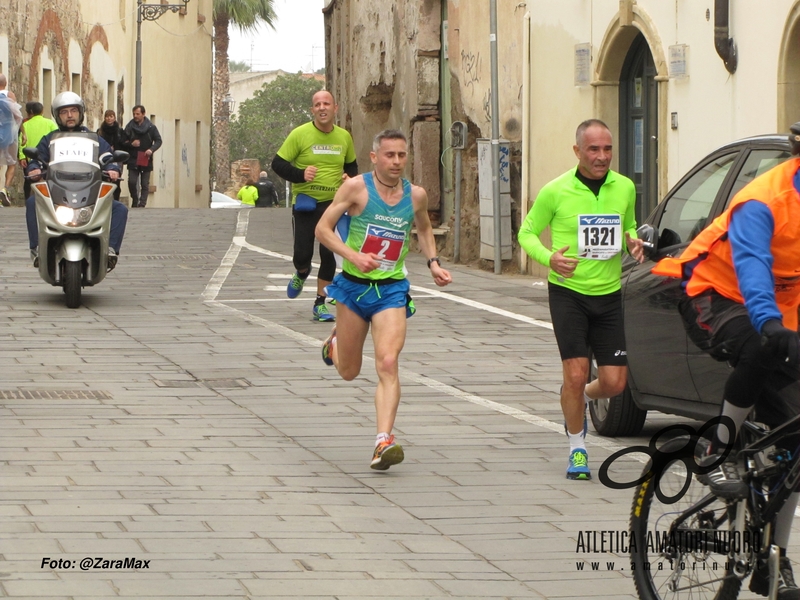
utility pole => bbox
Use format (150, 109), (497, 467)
(489, 0), (502, 273)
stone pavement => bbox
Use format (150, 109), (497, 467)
(0, 207), (795, 599)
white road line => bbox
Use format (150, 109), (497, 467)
(202, 215), (598, 443)
(203, 214), (800, 517)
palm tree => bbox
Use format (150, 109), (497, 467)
(212, 0), (277, 192)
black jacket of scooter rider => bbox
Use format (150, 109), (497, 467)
(25, 129), (121, 178)
(25, 101), (121, 179)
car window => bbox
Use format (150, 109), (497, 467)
(656, 153), (738, 246)
(726, 149), (792, 204)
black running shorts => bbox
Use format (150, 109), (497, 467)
(548, 282), (627, 365)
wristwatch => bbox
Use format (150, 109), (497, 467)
(427, 256), (440, 268)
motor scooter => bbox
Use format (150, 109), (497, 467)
(25, 132), (127, 308)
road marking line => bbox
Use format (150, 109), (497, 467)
(203, 212), (799, 516)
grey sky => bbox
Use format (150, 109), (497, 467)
(227, 0), (325, 73)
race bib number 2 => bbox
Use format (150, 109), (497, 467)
(578, 214), (622, 260)
(360, 223), (406, 271)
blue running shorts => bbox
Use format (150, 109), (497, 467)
(325, 272), (415, 322)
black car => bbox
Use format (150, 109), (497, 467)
(589, 134), (793, 436)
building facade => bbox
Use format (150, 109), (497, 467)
(325, 0), (800, 274)
(0, 0), (213, 208)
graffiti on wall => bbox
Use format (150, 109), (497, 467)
(461, 49), (482, 89)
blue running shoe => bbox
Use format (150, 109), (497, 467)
(566, 449), (591, 480)
(287, 272), (305, 299)
(313, 303), (335, 322)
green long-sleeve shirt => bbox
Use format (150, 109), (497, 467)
(518, 168), (638, 295)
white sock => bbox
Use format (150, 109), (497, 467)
(583, 391), (592, 405)
(375, 432), (391, 447)
(568, 432), (586, 453)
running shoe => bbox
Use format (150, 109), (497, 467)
(30, 248), (39, 268)
(0, 188), (10, 207)
(749, 556), (800, 599)
(321, 327), (336, 366)
(696, 453), (748, 499)
(566, 448), (591, 480)
(313, 303), (335, 322)
(370, 435), (404, 470)
(287, 272), (305, 298)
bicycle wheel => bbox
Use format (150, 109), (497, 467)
(630, 438), (744, 600)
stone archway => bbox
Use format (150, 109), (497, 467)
(592, 6), (669, 202)
(778, 2), (800, 131)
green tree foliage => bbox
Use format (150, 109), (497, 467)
(229, 60), (252, 73)
(229, 73), (324, 202)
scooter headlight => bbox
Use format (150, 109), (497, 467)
(54, 205), (94, 227)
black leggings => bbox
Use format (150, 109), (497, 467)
(680, 291), (800, 436)
(292, 200), (335, 282)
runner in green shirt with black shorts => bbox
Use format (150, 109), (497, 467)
(519, 119), (644, 481)
(272, 90), (358, 322)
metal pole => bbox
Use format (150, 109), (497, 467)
(454, 146), (463, 263)
(135, 0), (142, 105)
(489, 0), (502, 274)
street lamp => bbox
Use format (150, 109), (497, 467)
(135, 0), (191, 105)
(223, 94), (236, 118)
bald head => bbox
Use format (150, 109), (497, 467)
(310, 89), (337, 132)
(0, 74), (7, 90)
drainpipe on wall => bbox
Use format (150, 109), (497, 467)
(714, 0), (737, 74)
(520, 10), (531, 274)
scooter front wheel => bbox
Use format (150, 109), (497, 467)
(63, 261), (82, 309)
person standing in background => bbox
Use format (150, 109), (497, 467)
(19, 101), (57, 201)
(96, 109), (126, 201)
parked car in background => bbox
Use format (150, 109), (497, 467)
(589, 134), (793, 436)
(210, 191), (243, 209)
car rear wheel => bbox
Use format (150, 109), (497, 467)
(587, 355), (647, 437)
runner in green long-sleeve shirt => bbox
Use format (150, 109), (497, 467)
(518, 119), (644, 481)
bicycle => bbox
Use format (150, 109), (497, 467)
(628, 413), (800, 600)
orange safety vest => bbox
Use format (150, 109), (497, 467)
(652, 157), (800, 329)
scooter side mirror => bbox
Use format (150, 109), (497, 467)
(113, 150), (129, 164)
(23, 147), (39, 161)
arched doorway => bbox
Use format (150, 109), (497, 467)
(619, 33), (658, 224)
(778, 3), (800, 131)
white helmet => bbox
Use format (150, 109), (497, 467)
(51, 91), (85, 129)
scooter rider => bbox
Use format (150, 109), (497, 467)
(25, 91), (128, 270)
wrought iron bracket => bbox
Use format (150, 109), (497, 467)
(140, 0), (190, 22)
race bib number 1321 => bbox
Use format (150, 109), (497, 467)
(578, 214), (622, 260)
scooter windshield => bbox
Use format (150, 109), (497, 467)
(47, 162), (102, 207)
(46, 133), (103, 207)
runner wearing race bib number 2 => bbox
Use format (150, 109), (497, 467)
(314, 129), (452, 471)
(518, 119), (645, 482)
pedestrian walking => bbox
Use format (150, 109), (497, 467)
(123, 105), (161, 208)
(237, 179), (258, 207)
(0, 74), (21, 207)
(254, 170), (279, 207)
